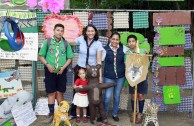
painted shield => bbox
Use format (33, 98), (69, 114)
(125, 53), (149, 87)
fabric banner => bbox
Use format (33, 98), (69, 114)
(125, 54), (149, 87)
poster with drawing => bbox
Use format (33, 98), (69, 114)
(0, 70), (23, 99)
(125, 54), (149, 87)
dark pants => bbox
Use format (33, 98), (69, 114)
(70, 65), (90, 116)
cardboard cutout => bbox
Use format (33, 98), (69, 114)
(42, 14), (82, 42)
(75, 65), (116, 125)
(125, 54), (149, 87)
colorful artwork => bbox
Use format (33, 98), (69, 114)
(158, 27), (185, 45)
(125, 54), (149, 87)
(42, 14), (83, 42)
(163, 86), (181, 104)
(0, 70), (23, 99)
(158, 57), (184, 66)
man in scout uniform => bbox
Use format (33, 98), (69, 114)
(39, 23), (73, 123)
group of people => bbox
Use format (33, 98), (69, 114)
(38, 23), (149, 124)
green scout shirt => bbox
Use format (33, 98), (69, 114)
(38, 37), (74, 68)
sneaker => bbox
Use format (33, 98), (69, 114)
(135, 113), (143, 124)
(76, 117), (80, 123)
(83, 116), (88, 123)
(112, 115), (119, 122)
(42, 113), (54, 124)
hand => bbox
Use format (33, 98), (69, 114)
(58, 67), (65, 75)
(78, 85), (83, 88)
(46, 64), (55, 73)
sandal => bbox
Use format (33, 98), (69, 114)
(76, 117), (80, 123)
(135, 113), (143, 124)
(83, 116), (88, 123)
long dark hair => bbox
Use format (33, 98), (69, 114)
(84, 24), (99, 41)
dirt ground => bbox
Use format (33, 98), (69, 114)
(30, 71), (194, 126)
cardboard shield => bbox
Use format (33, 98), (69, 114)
(125, 54), (149, 87)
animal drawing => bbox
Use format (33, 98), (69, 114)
(127, 64), (143, 82)
(143, 102), (160, 126)
(4, 70), (20, 82)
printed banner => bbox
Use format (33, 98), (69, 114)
(125, 53), (149, 87)
(0, 70), (23, 99)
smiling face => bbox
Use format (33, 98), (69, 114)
(110, 34), (120, 49)
(86, 26), (96, 40)
(128, 37), (137, 50)
(78, 69), (86, 80)
(53, 26), (64, 40)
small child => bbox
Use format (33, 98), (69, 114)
(72, 68), (89, 123)
(125, 35), (149, 124)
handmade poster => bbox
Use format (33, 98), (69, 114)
(163, 86), (181, 104)
(0, 11), (38, 61)
(125, 53), (149, 87)
(11, 102), (37, 126)
(153, 12), (191, 26)
(158, 57), (184, 67)
(42, 14), (83, 42)
(158, 27), (185, 45)
(0, 33), (38, 61)
(0, 70), (23, 99)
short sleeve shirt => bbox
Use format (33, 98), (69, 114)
(74, 78), (88, 94)
(38, 37), (74, 67)
(75, 36), (103, 68)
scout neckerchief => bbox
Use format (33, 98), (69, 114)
(55, 38), (62, 68)
(109, 43), (119, 78)
(85, 39), (95, 65)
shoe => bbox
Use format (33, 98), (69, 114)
(76, 117), (80, 123)
(97, 117), (102, 122)
(83, 116), (88, 123)
(135, 113), (143, 124)
(42, 113), (54, 124)
(112, 115), (119, 122)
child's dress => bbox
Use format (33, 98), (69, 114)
(72, 78), (89, 107)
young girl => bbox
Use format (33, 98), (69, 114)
(125, 35), (149, 124)
(72, 69), (89, 123)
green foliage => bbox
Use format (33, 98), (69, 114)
(70, 0), (89, 9)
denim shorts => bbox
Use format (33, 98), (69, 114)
(44, 67), (67, 93)
(129, 76), (148, 94)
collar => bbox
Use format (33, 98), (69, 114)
(52, 36), (62, 43)
(109, 43), (119, 51)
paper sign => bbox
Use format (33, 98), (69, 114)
(11, 102), (37, 126)
(0, 70), (23, 99)
(163, 86), (181, 104)
(0, 33), (38, 61)
(35, 98), (58, 115)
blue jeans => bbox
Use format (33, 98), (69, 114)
(103, 77), (125, 116)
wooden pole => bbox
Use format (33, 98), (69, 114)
(133, 85), (138, 124)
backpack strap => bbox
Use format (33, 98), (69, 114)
(46, 38), (68, 56)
